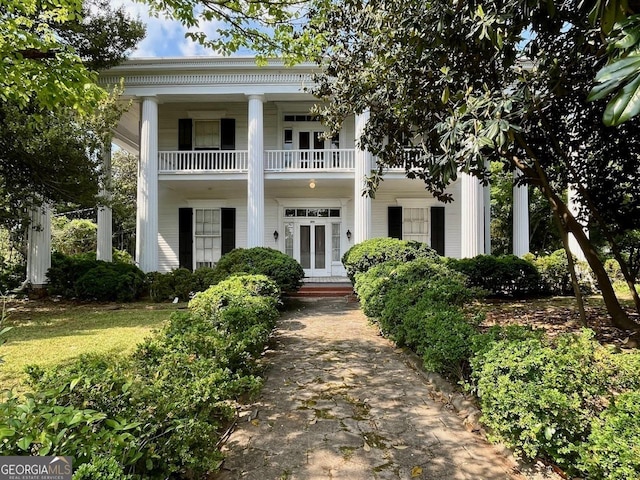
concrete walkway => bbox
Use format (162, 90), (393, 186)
(213, 299), (541, 480)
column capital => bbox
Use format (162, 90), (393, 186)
(246, 94), (265, 102)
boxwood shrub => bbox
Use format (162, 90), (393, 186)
(342, 237), (439, 282)
(470, 330), (639, 474)
(353, 256), (479, 379)
(211, 247), (304, 293)
(3, 274), (281, 479)
(354, 257), (473, 337)
(47, 252), (146, 301)
(447, 254), (542, 298)
(579, 391), (640, 480)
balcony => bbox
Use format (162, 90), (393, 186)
(159, 150), (248, 173)
(265, 149), (355, 171)
(158, 149), (356, 174)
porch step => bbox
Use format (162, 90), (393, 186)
(289, 283), (355, 298)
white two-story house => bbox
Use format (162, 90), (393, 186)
(26, 57), (532, 286)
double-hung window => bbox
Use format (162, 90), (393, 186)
(194, 208), (221, 268)
(403, 207), (428, 243)
(194, 120), (220, 149)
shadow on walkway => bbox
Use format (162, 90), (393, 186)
(213, 299), (523, 480)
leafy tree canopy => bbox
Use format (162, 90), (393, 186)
(0, 0), (144, 259)
(1, 0), (144, 113)
(296, 0), (639, 329)
(588, 0), (640, 125)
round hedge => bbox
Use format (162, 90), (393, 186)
(211, 247), (304, 293)
(342, 237), (439, 282)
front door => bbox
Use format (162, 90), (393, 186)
(298, 222), (330, 277)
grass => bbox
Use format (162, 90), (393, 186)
(0, 300), (178, 392)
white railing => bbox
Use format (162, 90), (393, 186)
(265, 149), (355, 171)
(158, 150), (248, 172)
(158, 149), (358, 173)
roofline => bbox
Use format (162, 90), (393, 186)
(103, 56), (319, 74)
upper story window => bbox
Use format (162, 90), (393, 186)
(178, 118), (236, 151)
(194, 120), (220, 149)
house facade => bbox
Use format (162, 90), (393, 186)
(26, 57), (532, 286)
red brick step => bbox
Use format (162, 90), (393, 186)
(289, 283), (354, 298)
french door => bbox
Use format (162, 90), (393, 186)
(297, 131), (326, 168)
(296, 221), (330, 277)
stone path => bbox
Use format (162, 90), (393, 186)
(213, 299), (543, 480)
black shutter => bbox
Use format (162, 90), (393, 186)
(178, 208), (193, 270)
(430, 206), (445, 256)
(221, 119), (236, 150)
(221, 208), (236, 255)
(388, 206), (403, 239)
(178, 119), (192, 151)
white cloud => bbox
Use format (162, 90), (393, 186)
(113, 0), (224, 58)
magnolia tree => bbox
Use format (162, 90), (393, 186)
(294, 0), (640, 330)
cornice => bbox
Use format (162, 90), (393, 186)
(99, 72), (314, 87)
(98, 56), (318, 89)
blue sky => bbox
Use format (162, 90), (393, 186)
(116, 0), (226, 58)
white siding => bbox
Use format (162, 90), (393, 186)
(369, 178), (462, 258)
(157, 103), (249, 150)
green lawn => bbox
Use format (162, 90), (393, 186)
(0, 301), (178, 392)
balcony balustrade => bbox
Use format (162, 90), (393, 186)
(158, 149), (357, 173)
(159, 150), (248, 172)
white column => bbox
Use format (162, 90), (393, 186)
(354, 111), (372, 244)
(460, 172), (484, 258)
(567, 184), (587, 262)
(97, 142), (113, 262)
(27, 204), (52, 288)
(484, 180), (491, 254)
(512, 170), (530, 256)
(136, 97), (159, 272)
(247, 95), (265, 247)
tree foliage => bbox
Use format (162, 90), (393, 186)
(1, 0), (144, 113)
(0, 0), (144, 259)
(110, 149), (138, 253)
(297, 0), (639, 329)
(588, 0), (640, 125)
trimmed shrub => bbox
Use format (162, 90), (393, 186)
(471, 330), (625, 473)
(342, 237), (439, 282)
(192, 266), (217, 291)
(14, 274), (282, 479)
(401, 301), (479, 378)
(447, 254), (541, 298)
(188, 274), (280, 322)
(47, 253), (145, 301)
(147, 268), (196, 302)
(355, 258), (473, 339)
(524, 249), (594, 295)
(353, 256), (478, 379)
(211, 247), (304, 293)
(579, 391), (640, 480)
(75, 263), (146, 301)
